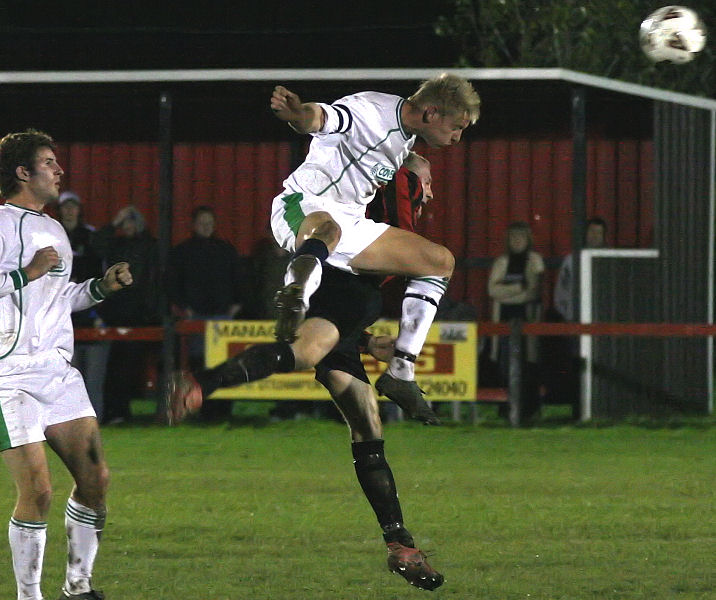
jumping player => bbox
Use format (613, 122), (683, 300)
(0, 129), (133, 600)
(269, 73), (479, 417)
(167, 157), (444, 590)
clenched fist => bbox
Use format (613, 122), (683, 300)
(270, 85), (323, 134)
(24, 246), (61, 281)
(270, 85), (303, 121)
(100, 262), (133, 295)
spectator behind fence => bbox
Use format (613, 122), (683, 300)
(544, 217), (608, 418)
(167, 205), (252, 419)
(552, 217), (608, 322)
(95, 205), (161, 424)
(57, 190), (111, 422)
(487, 221), (544, 420)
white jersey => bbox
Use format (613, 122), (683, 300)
(0, 203), (105, 361)
(284, 91), (416, 209)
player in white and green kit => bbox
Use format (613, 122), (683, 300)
(0, 129), (133, 600)
(269, 73), (481, 420)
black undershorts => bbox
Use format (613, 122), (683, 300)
(307, 266), (383, 385)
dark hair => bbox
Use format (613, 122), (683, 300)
(191, 205), (215, 221)
(0, 129), (56, 198)
(586, 217), (607, 231)
(505, 221), (533, 252)
(584, 217), (607, 235)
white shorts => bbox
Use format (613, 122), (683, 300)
(0, 349), (96, 451)
(271, 191), (389, 273)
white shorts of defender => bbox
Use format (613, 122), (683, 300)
(0, 349), (96, 450)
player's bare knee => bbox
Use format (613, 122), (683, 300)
(310, 219), (341, 247)
(96, 463), (110, 494)
(298, 212), (341, 249)
(25, 485), (53, 516)
(420, 243), (454, 277)
(20, 466), (53, 513)
(76, 462), (110, 504)
(293, 347), (321, 370)
(435, 245), (455, 277)
(91, 462), (111, 498)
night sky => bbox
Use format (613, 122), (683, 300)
(0, 1), (459, 70)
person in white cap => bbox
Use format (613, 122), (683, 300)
(57, 190), (109, 422)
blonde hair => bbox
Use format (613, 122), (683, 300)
(408, 73), (481, 124)
(403, 151), (430, 173)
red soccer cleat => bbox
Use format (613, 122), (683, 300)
(386, 542), (444, 591)
(166, 370), (203, 425)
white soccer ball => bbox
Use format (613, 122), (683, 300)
(640, 5), (707, 64)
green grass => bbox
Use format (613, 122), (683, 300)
(1, 406), (714, 599)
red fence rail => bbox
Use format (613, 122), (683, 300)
(74, 321), (716, 342)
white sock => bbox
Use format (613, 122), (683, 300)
(284, 256), (323, 308)
(63, 498), (106, 596)
(9, 517), (47, 600)
(389, 277), (447, 380)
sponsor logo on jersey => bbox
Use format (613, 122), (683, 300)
(370, 163), (396, 184)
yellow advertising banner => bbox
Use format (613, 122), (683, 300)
(204, 320), (477, 401)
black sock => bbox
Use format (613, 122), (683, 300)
(352, 440), (414, 547)
(195, 342), (295, 396)
(293, 237), (329, 263)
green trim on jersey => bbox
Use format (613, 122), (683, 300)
(5, 203), (43, 216)
(396, 98), (411, 140)
(89, 278), (107, 302)
(0, 410), (10, 451)
(282, 192), (306, 235)
(315, 127), (403, 197)
(0, 213), (27, 360)
(9, 268), (28, 290)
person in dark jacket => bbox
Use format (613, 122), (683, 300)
(167, 205), (251, 419)
(95, 205), (160, 423)
(57, 190), (109, 421)
(167, 205), (248, 323)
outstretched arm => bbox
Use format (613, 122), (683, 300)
(64, 261), (134, 313)
(98, 261), (133, 295)
(270, 85), (325, 134)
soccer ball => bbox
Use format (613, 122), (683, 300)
(639, 6), (707, 64)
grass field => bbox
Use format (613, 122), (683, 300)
(1, 404), (714, 600)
